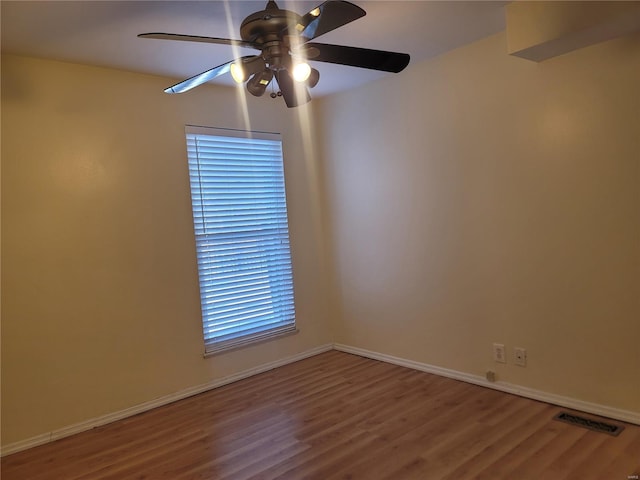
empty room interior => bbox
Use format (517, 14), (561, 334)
(1, 0), (639, 478)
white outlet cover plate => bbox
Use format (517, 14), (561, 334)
(515, 347), (527, 366)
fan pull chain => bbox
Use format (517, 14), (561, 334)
(269, 80), (282, 99)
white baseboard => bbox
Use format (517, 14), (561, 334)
(0, 343), (333, 457)
(4, 341), (638, 457)
(334, 343), (640, 426)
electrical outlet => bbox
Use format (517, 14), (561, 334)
(514, 347), (527, 367)
(493, 343), (506, 363)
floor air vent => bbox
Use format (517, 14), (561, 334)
(553, 412), (624, 436)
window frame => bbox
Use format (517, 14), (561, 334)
(185, 125), (297, 355)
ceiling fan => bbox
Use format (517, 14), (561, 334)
(138, 0), (410, 108)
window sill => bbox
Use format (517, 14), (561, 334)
(203, 327), (299, 357)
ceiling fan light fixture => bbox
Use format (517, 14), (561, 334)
(306, 67), (320, 88)
(247, 69), (274, 97)
(230, 63), (245, 83)
(292, 61), (312, 82)
(230, 56), (266, 83)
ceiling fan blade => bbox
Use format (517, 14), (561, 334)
(138, 32), (255, 49)
(274, 70), (311, 108)
(289, 1), (365, 42)
(302, 43), (410, 73)
(164, 56), (256, 94)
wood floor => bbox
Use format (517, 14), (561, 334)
(2, 350), (639, 479)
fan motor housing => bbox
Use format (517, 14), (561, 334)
(239, 6), (301, 45)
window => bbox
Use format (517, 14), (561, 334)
(185, 126), (296, 354)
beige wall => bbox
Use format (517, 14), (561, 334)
(1, 55), (333, 446)
(2, 27), (639, 449)
(318, 31), (640, 413)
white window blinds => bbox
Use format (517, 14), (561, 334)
(185, 126), (296, 354)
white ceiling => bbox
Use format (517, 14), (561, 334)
(1, 1), (508, 97)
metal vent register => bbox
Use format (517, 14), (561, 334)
(553, 412), (624, 436)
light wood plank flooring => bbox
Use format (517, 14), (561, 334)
(2, 350), (639, 479)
